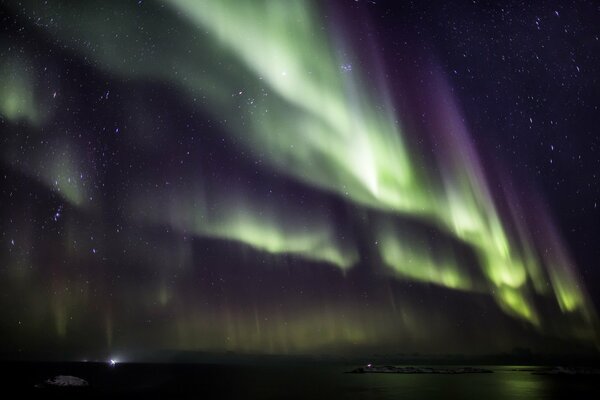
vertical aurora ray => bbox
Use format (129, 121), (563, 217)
(422, 71), (540, 323)
(528, 196), (597, 336)
(0, 55), (40, 125)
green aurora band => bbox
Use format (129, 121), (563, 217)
(131, 182), (358, 269)
(2, 0), (598, 350)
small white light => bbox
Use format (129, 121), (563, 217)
(367, 363), (372, 368)
(110, 359), (117, 366)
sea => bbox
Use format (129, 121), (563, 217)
(1, 362), (598, 399)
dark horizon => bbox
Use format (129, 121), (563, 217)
(3, 346), (600, 367)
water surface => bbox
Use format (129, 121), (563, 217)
(3, 363), (598, 399)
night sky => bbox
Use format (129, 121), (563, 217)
(1, 0), (599, 361)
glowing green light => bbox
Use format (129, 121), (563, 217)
(5, 0), (597, 341)
(378, 224), (473, 291)
(131, 185), (357, 269)
(0, 57), (40, 125)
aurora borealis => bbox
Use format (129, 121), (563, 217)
(1, 0), (599, 359)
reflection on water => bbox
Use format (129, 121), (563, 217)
(494, 367), (548, 400)
(331, 366), (549, 400)
(255, 365), (595, 400)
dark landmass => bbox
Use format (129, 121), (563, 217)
(348, 365), (493, 374)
